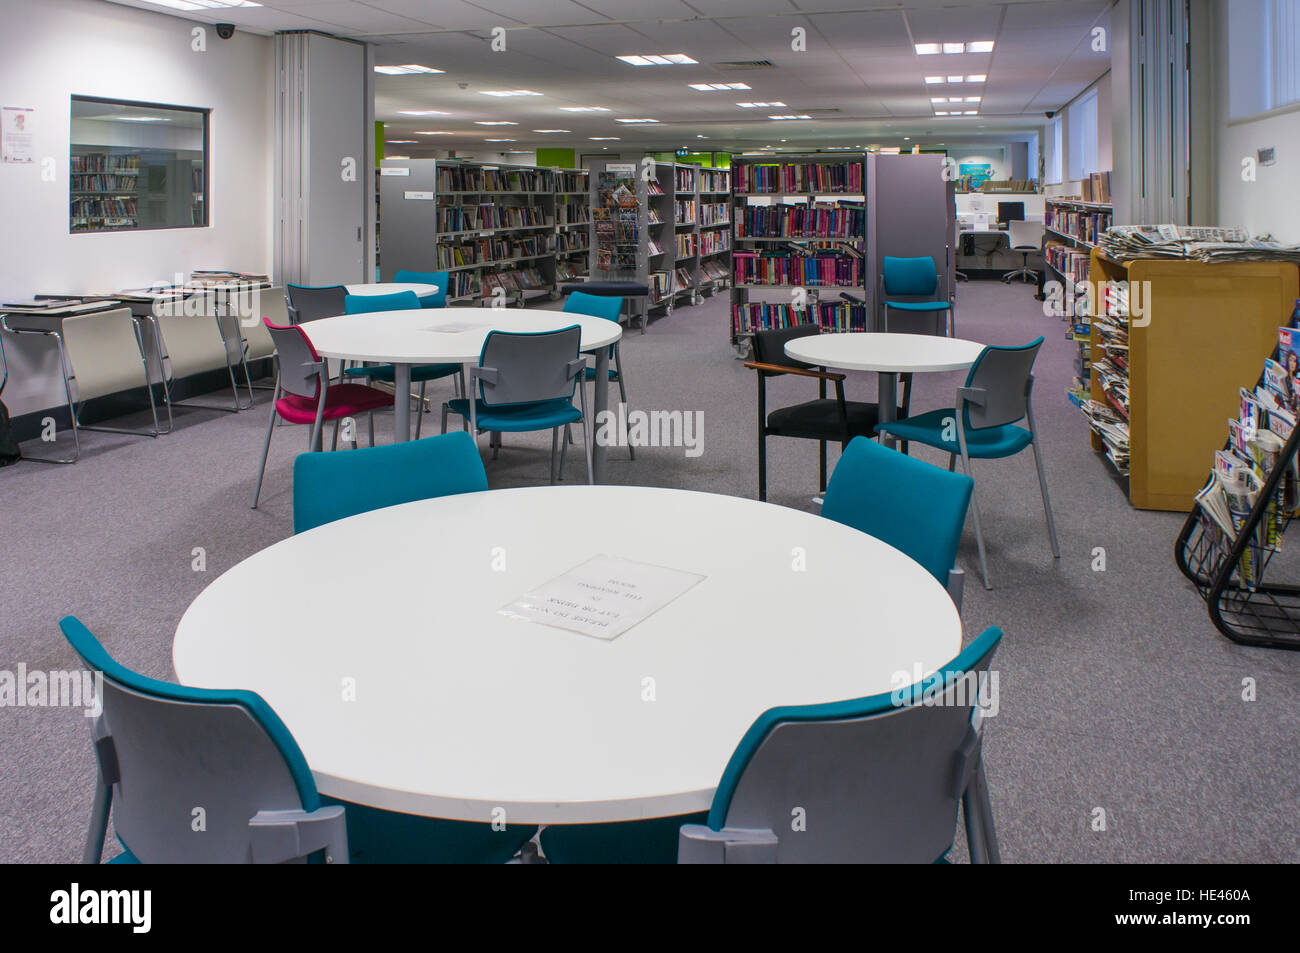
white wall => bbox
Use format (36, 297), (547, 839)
(947, 146), (1011, 181)
(1215, 0), (1300, 242)
(0, 0), (273, 418)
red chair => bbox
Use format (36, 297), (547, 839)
(252, 321), (393, 509)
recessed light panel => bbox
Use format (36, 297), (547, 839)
(617, 54), (698, 66)
(374, 65), (444, 75)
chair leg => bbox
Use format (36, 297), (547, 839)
(615, 351), (634, 461)
(331, 419), (340, 451)
(583, 413), (594, 486)
(415, 382), (427, 440)
(818, 440), (827, 493)
(758, 433), (768, 502)
(974, 759), (1001, 863)
(948, 452), (956, 472)
(560, 421), (569, 475)
(961, 454), (992, 590)
(83, 775), (111, 864)
(962, 788), (989, 864)
(490, 430), (500, 460)
(369, 412), (375, 447)
(550, 427), (559, 485)
(251, 404), (278, 509)
(1031, 440), (1061, 559)
(441, 402), (449, 435)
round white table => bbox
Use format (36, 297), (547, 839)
(786, 331), (986, 438)
(302, 307), (622, 479)
(173, 485), (962, 825)
(345, 283), (439, 298)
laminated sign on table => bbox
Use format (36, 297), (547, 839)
(500, 554), (705, 640)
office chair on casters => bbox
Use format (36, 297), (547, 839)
(1002, 220), (1043, 284)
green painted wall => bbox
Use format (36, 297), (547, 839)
(375, 121), (385, 164)
(536, 147), (577, 168)
(648, 151), (732, 168)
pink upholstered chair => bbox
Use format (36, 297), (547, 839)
(251, 321), (394, 508)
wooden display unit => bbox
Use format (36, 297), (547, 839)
(1087, 248), (1300, 511)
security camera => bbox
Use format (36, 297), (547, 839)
(215, 23), (235, 39)
(1044, 110), (1055, 119)
(458, 81), (469, 90)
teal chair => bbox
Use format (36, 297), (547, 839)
(342, 290), (462, 439)
(874, 337), (1059, 590)
(563, 290), (632, 459)
(881, 255), (954, 336)
(61, 616), (350, 864)
(442, 325), (594, 484)
(393, 269), (450, 308)
(822, 436), (973, 610)
(679, 627), (1003, 863)
(289, 435), (538, 862)
(292, 431), (487, 534)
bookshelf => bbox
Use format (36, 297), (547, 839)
(554, 168), (590, 285)
(70, 153), (141, 232)
(697, 166), (733, 297)
(729, 154), (868, 347)
(378, 158), (561, 305)
(1081, 248), (1300, 510)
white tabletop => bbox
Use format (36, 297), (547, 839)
(786, 332), (986, 374)
(173, 486), (961, 824)
(345, 283), (439, 298)
(301, 306), (622, 364)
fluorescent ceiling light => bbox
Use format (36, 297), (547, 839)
(967, 74), (987, 83)
(942, 42), (964, 54)
(947, 75), (963, 83)
(697, 134), (708, 138)
(385, 140), (416, 144)
(560, 106), (610, 112)
(485, 138), (517, 142)
(966, 96), (982, 102)
(374, 65), (444, 75)
(963, 110), (978, 115)
(589, 137), (621, 140)
(689, 82), (750, 91)
(949, 97), (963, 102)
(385, 155), (410, 159)
(114, 116), (170, 123)
(737, 102), (785, 108)
(915, 43), (941, 55)
(532, 129), (570, 133)
(413, 131), (454, 135)
(768, 114), (811, 120)
(617, 54), (697, 66)
(398, 110), (450, 116)
(479, 90), (542, 97)
(924, 76), (944, 84)
(137, 0), (260, 9)
(934, 111), (949, 116)
(474, 121), (517, 125)
(967, 41), (995, 53)
(930, 97), (946, 104)
(615, 118), (659, 123)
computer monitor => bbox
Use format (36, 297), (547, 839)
(997, 201), (1025, 225)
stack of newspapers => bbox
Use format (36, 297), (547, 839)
(1101, 224), (1300, 264)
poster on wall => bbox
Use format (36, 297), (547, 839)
(1, 106), (34, 164)
(958, 162), (993, 193)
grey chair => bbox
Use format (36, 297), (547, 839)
(61, 615), (349, 864)
(679, 626), (1003, 863)
(285, 284), (348, 324)
(1002, 220), (1043, 284)
(442, 325), (593, 485)
(875, 337), (1060, 589)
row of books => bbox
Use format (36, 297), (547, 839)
(675, 233), (698, 258)
(701, 258), (728, 282)
(732, 161), (863, 194)
(434, 235), (550, 269)
(1045, 243), (1091, 289)
(71, 154), (139, 174)
(731, 302), (869, 334)
(699, 203), (729, 226)
(733, 252), (862, 287)
(674, 200), (696, 224)
(70, 196), (136, 218)
(555, 231), (588, 254)
(556, 204), (589, 226)
(734, 202), (865, 239)
(1080, 171), (1111, 204)
(557, 171), (587, 193)
(434, 166), (556, 193)
(70, 173), (139, 193)
(648, 270), (672, 302)
(700, 169), (730, 193)
(674, 167), (696, 191)
(482, 267), (549, 294)
(700, 230), (730, 256)
(1046, 206), (1111, 245)
(436, 204), (550, 233)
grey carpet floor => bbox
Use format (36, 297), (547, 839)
(2, 279), (1298, 863)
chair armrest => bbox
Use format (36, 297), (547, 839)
(947, 567), (965, 613)
(743, 361), (845, 383)
(956, 385), (987, 407)
(678, 824), (779, 864)
(249, 806), (349, 864)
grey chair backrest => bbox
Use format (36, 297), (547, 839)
(751, 324), (820, 373)
(60, 615), (346, 864)
(680, 627), (1002, 864)
(960, 337), (1043, 430)
(476, 326), (584, 407)
(1006, 219), (1044, 250)
(265, 321), (325, 399)
(286, 284), (347, 324)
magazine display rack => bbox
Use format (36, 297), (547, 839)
(1176, 324), (1300, 650)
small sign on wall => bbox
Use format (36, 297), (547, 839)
(404, 190), (433, 200)
(2, 106), (34, 164)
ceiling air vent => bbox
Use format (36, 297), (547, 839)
(712, 60), (776, 71)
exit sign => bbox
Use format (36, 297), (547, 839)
(675, 147), (689, 158)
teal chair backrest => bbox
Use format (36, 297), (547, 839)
(821, 436), (972, 585)
(476, 326), (583, 408)
(344, 290), (421, 314)
(961, 337), (1044, 432)
(699, 626), (1002, 862)
(293, 431), (488, 534)
(883, 256), (939, 297)
(59, 615), (331, 863)
(393, 269), (449, 308)
(563, 291), (623, 322)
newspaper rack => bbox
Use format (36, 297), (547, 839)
(1175, 408), (1300, 651)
